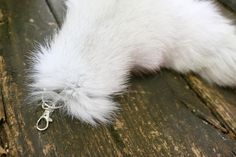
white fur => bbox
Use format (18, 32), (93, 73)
(30, 0), (236, 124)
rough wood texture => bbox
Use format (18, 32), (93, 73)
(0, 0), (236, 156)
(114, 71), (236, 156)
(186, 74), (236, 136)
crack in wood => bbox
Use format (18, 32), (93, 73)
(184, 74), (236, 139)
(45, 0), (61, 27)
(0, 88), (6, 124)
(180, 100), (230, 135)
(0, 145), (7, 156)
(232, 150), (236, 157)
(45, 0), (65, 28)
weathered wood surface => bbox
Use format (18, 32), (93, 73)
(0, 0), (236, 156)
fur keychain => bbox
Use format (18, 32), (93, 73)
(30, 0), (236, 130)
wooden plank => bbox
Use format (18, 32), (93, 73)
(0, 0), (122, 156)
(113, 71), (236, 156)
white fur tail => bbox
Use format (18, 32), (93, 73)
(162, 1), (236, 86)
(29, 0), (236, 126)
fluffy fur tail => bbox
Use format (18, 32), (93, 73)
(163, 1), (236, 86)
(29, 0), (236, 125)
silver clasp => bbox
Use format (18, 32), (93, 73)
(36, 101), (63, 131)
(36, 101), (55, 131)
(35, 90), (64, 131)
(36, 107), (53, 131)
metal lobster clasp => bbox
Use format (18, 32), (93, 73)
(36, 108), (53, 131)
(35, 90), (64, 131)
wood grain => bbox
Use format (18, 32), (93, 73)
(186, 74), (236, 137)
(113, 71), (236, 156)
